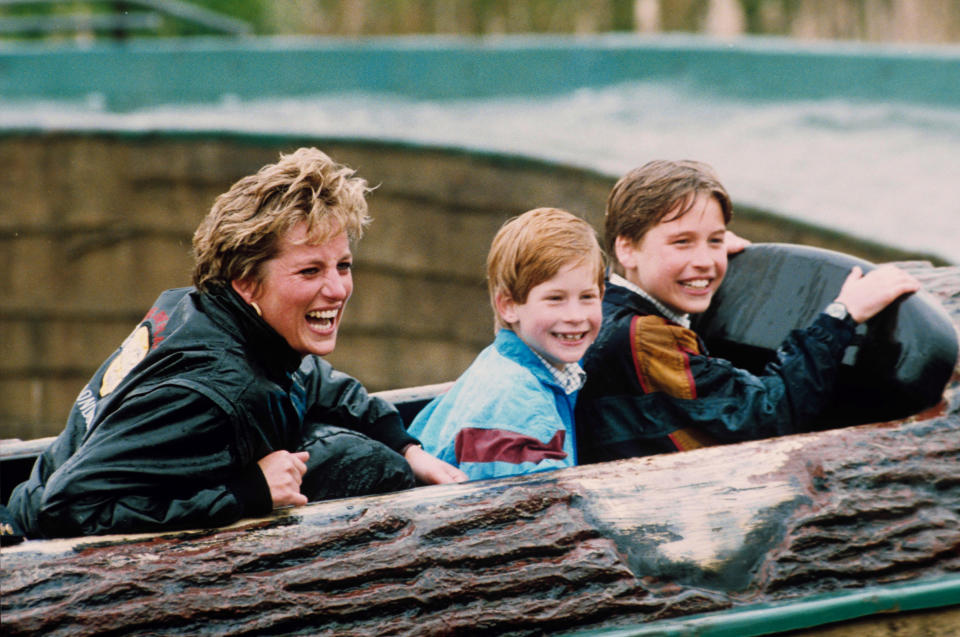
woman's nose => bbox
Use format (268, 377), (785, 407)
(322, 272), (348, 299)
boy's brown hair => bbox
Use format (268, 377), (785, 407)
(487, 207), (605, 330)
(192, 147), (371, 293)
(605, 160), (732, 274)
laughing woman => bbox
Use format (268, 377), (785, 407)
(8, 148), (466, 539)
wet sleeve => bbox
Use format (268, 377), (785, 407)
(34, 386), (271, 538)
(411, 379), (573, 482)
(453, 425), (571, 481)
(627, 313), (854, 442)
(297, 356), (418, 453)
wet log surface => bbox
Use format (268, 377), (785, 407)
(2, 261), (959, 636)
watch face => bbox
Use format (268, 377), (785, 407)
(826, 302), (848, 320)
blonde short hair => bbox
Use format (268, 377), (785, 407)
(487, 207), (605, 330)
(192, 147), (371, 292)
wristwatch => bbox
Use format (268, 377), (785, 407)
(824, 301), (855, 325)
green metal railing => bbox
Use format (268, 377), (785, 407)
(568, 575), (960, 636)
(0, 0), (251, 37)
(1, 33), (958, 111)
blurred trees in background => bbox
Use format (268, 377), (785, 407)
(256, 0), (960, 43)
(1, 0), (958, 43)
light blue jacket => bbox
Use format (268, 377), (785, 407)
(409, 329), (578, 481)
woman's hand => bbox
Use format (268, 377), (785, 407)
(404, 445), (468, 484)
(834, 265), (921, 323)
(257, 450), (310, 508)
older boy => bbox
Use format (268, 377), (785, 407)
(575, 160), (920, 463)
(409, 208), (605, 480)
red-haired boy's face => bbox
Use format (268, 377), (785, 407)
(497, 261), (602, 369)
(616, 193), (728, 316)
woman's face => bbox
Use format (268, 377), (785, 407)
(233, 223), (353, 357)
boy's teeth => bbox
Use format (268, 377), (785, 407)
(557, 332), (585, 341)
(682, 279), (710, 289)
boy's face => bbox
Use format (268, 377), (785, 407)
(497, 261), (602, 369)
(616, 193), (727, 315)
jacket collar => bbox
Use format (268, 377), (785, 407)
(604, 280), (674, 323)
(603, 280), (709, 353)
(608, 274), (691, 328)
(199, 284), (304, 376)
(493, 328), (584, 393)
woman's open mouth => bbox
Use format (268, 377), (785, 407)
(306, 309), (338, 330)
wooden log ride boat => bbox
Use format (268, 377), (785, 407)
(1, 245), (959, 636)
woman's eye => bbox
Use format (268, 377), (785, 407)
(300, 267), (319, 276)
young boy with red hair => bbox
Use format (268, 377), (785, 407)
(409, 207), (605, 480)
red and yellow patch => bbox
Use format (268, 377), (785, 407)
(629, 315), (700, 399)
(629, 315), (717, 451)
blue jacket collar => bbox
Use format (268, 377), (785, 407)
(493, 328), (563, 390)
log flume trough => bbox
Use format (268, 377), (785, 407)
(2, 260), (959, 636)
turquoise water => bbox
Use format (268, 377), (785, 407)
(3, 80), (958, 263)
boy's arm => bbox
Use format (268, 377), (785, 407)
(833, 265), (920, 323)
(620, 314), (851, 442)
(409, 346), (577, 482)
(578, 265), (921, 458)
(403, 445), (468, 484)
(453, 421), (573, 481)
(626, 261), (919, 442)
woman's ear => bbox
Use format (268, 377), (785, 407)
(495, 291), (519, 326)
(231, 277), (258, 304)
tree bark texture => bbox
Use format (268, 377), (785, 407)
(2, 262), (958, 636)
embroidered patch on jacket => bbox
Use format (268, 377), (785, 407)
(629, 315), (700, 399)
(100, 324), (150, 397)
(455, 428), (567, 465)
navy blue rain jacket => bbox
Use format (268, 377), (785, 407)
(8, 285), (417, 538)
(576, 282), (856, 463)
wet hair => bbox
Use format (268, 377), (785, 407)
(605, 160), (732, 274)
(192, 147), (371, 292)
(487, 207), (605, 330)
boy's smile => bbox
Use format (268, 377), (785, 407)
(497, 261), (602, 369)
(616, 193), (728, 316)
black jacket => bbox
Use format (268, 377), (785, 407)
(576, 282), (856, 464)
(8, 285), (417, 538)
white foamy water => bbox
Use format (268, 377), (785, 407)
(3, 81), (959, 262)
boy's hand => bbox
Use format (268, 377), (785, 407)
(404, 445), (468, 484)
(833, 265), (921, 323)
(258, 450), (310, 508)
(724, 231), (751, 255)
